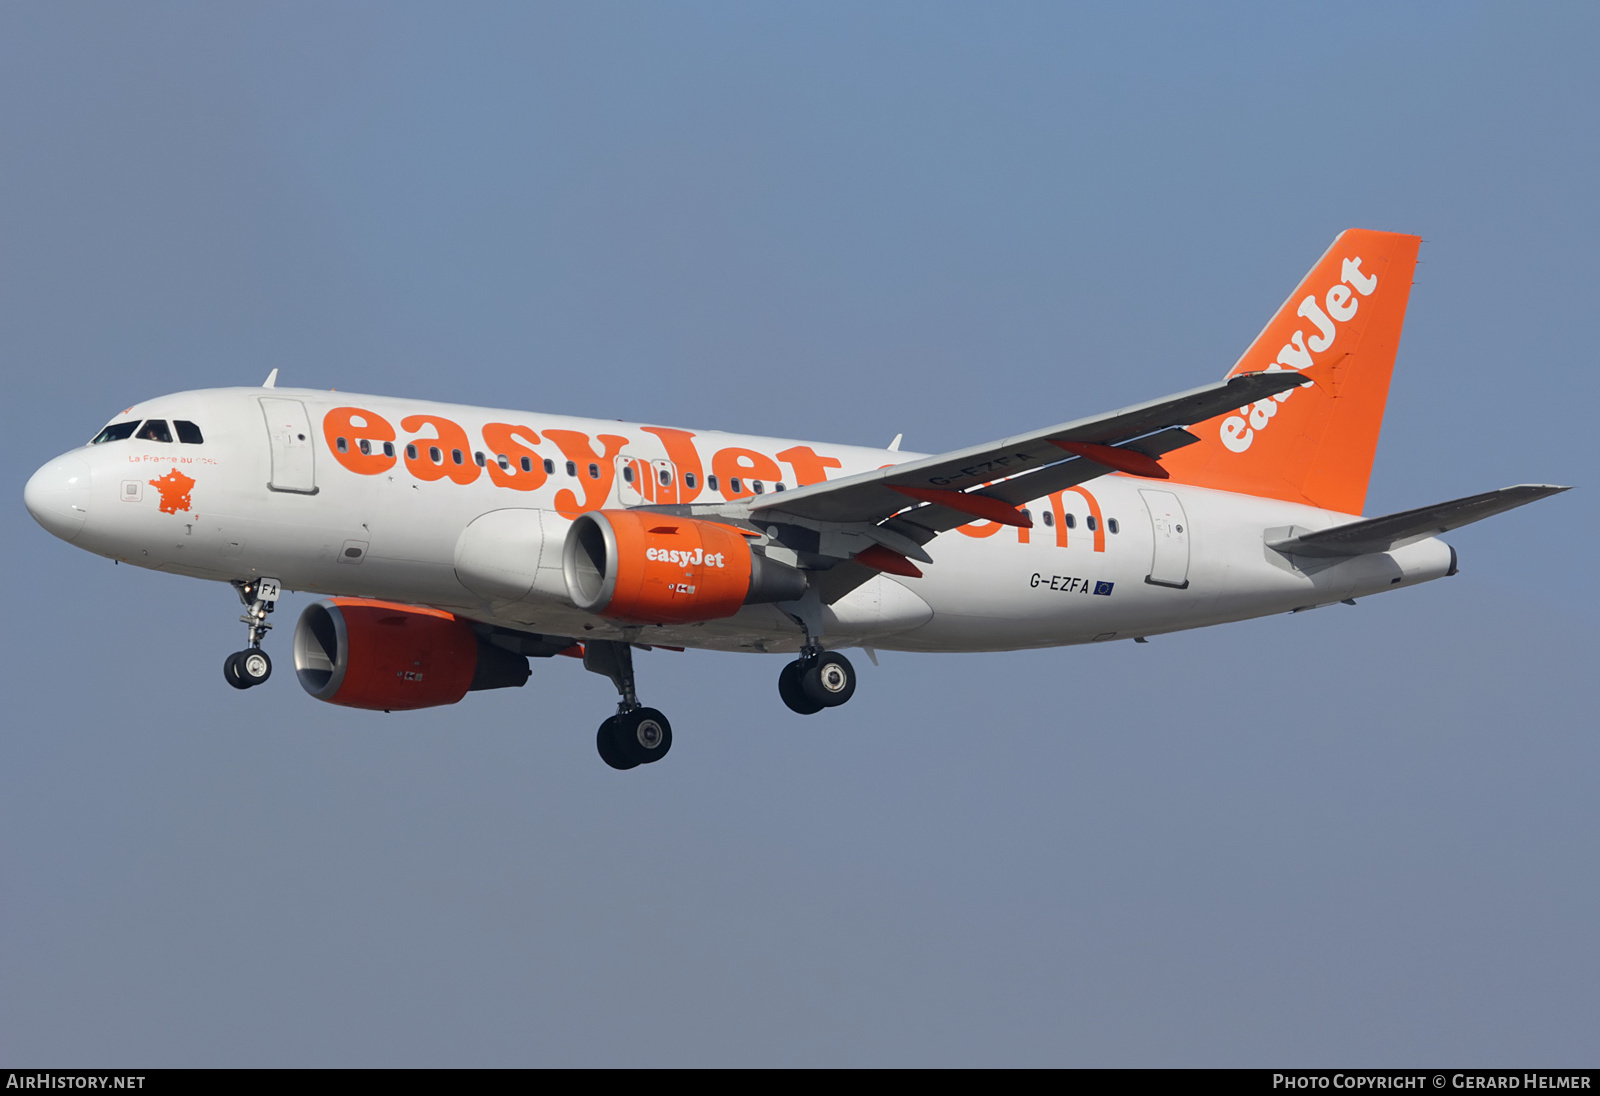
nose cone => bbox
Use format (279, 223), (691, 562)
(24, 453), (91, 543)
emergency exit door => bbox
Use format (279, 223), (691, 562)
(617, 455), (680, 506)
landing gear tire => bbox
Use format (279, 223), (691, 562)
(238, 649), (272, 686)
(597, 717), (640, 771)
(779, 659), (824, 715)
(598, 708), (672, 769)
(802, 652), (855, 708)
(225, 649), (272, 689)
(615, 707), (672, 766)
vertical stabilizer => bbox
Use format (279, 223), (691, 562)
(1161, 229), (1420, 515)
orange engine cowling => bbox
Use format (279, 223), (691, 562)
(563, 510), (807, 624)
(292, 598), (530, 711)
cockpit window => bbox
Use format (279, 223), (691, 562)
(90, 421), (140, 445)
(136, 420), (173, 443)
(174, 420), (204, 444)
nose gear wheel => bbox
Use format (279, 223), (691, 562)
(223, 578), (280, 690)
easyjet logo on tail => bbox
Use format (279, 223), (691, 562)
(1220, 256), (1378, 454)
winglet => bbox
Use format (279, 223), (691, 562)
(262, 368), (279, 389)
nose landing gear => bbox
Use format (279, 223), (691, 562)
(224, 578), (280, 690)
(584, 639), (673, 769)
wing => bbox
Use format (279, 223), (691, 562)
(644, 370), (1310, 600)
(747, 370), (1305, 528)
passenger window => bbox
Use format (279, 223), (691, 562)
(520, 457), (532, 473)
(707, 475), (719, 493)
(544, 459), (555, 475)
(730, 477), (743, 494)
(451, 448), (464, 465)
(474, 451), (486, 467)
(358, 439), (371, 456)
(336, 437), (349, 453)
(136, 420), (173, 443)
(1107, 518), (1119, 534)
(1021, 508), (1031, 521)
(1042, 511), (1054, 527)
(752, 480), (764, 494)
(1064, 514), (1076, 529)
(383, 442), (395, 458)
(659, 469), (672, 487)
(497, 454), (510, 470)
(406, 444), (419, 460)
(91, 421), (140, 444)
(685, 472), (698, 490)
(774, 482), (785, 492)
(565, 461), (577, 477)
(1086, 515), (1098, 532)
(174, 420), (204, 444)
(623, 465), (635, 483)
(429, 446), (443, 463)
(587, 463), (599, 479)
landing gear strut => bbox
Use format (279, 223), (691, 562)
(224, 578), (280, 690)
(584, 639), (672, 770)
(778, 645), (857, 715)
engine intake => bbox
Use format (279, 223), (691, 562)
(293, 598), (530, 711)
(563, 510), (806, 624)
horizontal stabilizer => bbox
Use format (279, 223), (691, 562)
(1267, 484), (1571, 558)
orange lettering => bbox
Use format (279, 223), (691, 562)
(401, 415), (480, 485)
(323, 407), (397, 476)
(1046, 491), (1069, 547)
(1068, 486), (1105, 552)
(712, 448), (783, 500)
(776, 445), (842, 487)
(481, 423), (547, 492)
(545, 430), (628, 517)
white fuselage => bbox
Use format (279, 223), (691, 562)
(27, 386), (1455, 655)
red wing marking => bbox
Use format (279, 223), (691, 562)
(854, 544), (924, 578)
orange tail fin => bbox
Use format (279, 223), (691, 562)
(1161, 228), (1421, 515)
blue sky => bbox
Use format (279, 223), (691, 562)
(2, 3), (1595, 1065)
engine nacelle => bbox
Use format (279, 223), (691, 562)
(563, 510), (807, 624)
(293, 598), (530, 711)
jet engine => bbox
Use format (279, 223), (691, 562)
(293, 598), (531, 711)
(563, 510), (806, 624)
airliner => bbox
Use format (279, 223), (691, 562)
(23, 229), (1568, 769)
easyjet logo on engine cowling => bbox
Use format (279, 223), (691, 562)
(1219, 256), (1378, 454)
(645, 547), (727, 568)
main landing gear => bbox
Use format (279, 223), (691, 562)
(778, 648), (857, 715)
(584, 639), (672, 770)
(224, 578), (280, 690)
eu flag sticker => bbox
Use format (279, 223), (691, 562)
(1093, 581), (1114, 596)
